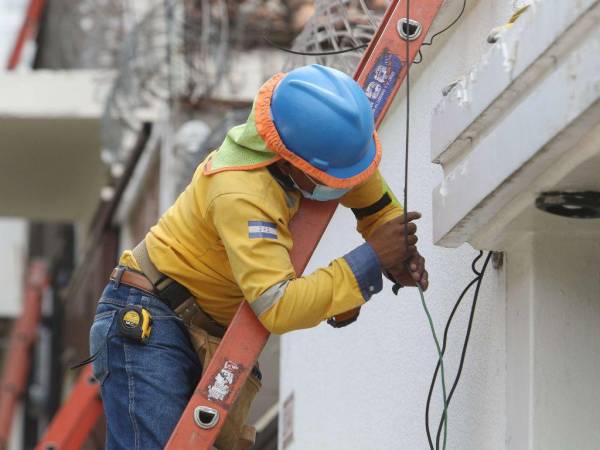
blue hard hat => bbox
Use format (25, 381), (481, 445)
(268, 64), (380, 187)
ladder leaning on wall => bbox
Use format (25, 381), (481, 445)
(36, 1), (446, 448)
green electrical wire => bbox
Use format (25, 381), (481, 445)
(402, 0), (448, 447)
(416, 281), (448, 450)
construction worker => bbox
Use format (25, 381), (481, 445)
(89, 64), (428, 450)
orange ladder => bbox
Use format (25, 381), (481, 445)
(34, 366), (103, 450)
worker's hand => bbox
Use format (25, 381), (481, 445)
(387, 249), (429, 291)
(366, 212), (421, 273)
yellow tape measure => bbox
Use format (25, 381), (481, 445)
(117, 306), (153, 343)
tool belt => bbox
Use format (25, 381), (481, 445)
(131, 241), (227, 337)
(110, 240), (261, 450)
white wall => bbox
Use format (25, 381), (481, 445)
(0, 218), (27, 317)
(506, 235), (600, 450)
(279, 1), (515, 448)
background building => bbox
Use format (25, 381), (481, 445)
(1, 0), (599, 449)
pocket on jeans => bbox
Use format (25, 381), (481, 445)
(89, 310), (116, 385)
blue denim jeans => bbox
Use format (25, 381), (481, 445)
(89, 276), (203, 450)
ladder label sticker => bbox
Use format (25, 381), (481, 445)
(207, 361), (241, 403)
(363, 49), (403, 121)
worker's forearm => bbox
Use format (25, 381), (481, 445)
(356, 202), (404, 240)
(257, 243), (382, 334)
(341, 170), (405, 240)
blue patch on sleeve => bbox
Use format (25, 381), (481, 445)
(248, 221), (278, 239)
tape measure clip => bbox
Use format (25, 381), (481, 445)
(117, 306), (153, 343)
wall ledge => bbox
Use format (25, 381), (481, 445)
(431, 0), (600, 247)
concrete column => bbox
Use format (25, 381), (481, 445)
(506, 235), (600, 449)
(506, 237), (535, 450)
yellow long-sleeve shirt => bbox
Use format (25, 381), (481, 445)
(120, 158), (402, 334)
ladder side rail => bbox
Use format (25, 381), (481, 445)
(355, 1), (447, 127)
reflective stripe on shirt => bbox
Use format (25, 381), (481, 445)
(250, 279), (290, 316)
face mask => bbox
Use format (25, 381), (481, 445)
(290, 176), (350, 201)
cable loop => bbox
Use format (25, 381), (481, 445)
(262, 34), (369, 56)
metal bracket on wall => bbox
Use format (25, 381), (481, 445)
(492, 251), (504, 270)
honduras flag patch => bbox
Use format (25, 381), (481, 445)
(248, 221), (278, 239)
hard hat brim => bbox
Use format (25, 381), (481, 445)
(256, 72), (382, 189)
(325, 134), (379, 181)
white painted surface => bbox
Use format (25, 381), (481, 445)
(423, 0), (600, 447)
(0, 219), (27, 317)
(506, 236), (600, 450)
(279, 1), (513, 448)
(431, 0), (600, 247)
(0, 70), (112, 118)
(431, 0), (599, 163)
(465, 119), (600, 252)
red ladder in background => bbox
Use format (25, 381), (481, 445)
(0, 261), (48, 450)
(36, 1), (445, 448)
(35, 366), (103, 450)
(6, 0), (46, 70)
